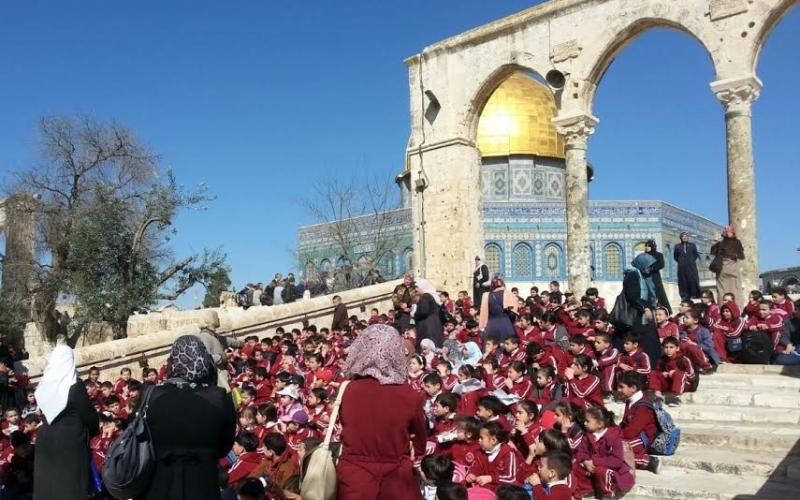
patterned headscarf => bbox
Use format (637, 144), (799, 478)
(167, 335), (216, 385)
(343, 323), (406, 385)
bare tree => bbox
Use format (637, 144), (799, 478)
(301, 172), (404, 291)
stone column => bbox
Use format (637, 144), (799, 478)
(711, 75), (762, 295)
(554, 114), (598, 295)
(408, 140), (483, 292)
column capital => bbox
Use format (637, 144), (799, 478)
(553, 114), (599, 148)
(711, 75), (762, 116)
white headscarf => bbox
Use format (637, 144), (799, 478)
(415, 279), (441, 305)
(35, 345), (77, 423)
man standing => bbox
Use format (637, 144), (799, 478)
(331, 295), (349, 332)
(472, 256), (490, 310)
(674, 232), (701, 300)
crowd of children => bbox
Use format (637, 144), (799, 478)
(2, 280), (798, 500)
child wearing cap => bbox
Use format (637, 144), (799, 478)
(276, 385), (303, 423)
(283, 410), (314, 452)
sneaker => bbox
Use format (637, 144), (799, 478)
(646, 456), (662, 474)
(666, 396), (682, 407)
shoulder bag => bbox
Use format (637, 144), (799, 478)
(609, 290), (637, 329)
(300, 380), (350, 500)
(102, 384), (156, 499)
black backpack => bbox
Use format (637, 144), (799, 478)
(102, 385), (156, 498)
(741, 331), (773, 364)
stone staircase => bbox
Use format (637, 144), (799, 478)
(608, 364), (800, 500)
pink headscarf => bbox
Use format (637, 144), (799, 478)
(343, 323), (407, 385)
(723, 225), (736, 237)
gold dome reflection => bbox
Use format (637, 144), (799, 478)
(477, 73), (565, 159)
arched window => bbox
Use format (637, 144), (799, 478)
(484, 243), (503, 275)
(336, 255), (349, 266)
(634, 241), (647, 254)
(511, 243), (533, 279)
(543, 243), (562, 279)
(380, 252), (395, 277)
(319, 258), (332, 276)
(402, 247), (413, 273)
(604, 243), (623, 279)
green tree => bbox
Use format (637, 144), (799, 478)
(202, 266), (232, 308)
(8, 115), (227, 343)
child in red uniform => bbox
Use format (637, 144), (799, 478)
(587, 287), (606, 311)
(526, 451), (573, 500)
(90, 412), (120, 473)
(746, 300), (785, 351)
(771, 288), (795, 317)
(441, 417), (482, 476)
(113, 367), (132, 397)
(454, 365), (487, 418)
(618, 333), (652, 379)
(564, 355), (603, 409)
(305, 388), (332, 437)
(228, 432), (268, 486)
(284, 411), (314, 452)
(466, 421), (524, 490)
(516, 314), (541, 347)
(502, 361), (533, 402)
(701, 290), (721, 323)
(593, 333), (620, 396)
(656, 307), (680, 342)
(511, 400), (541, 463)
(408, 354), (428, 393)
(577, 407), (635, 499)
(501, 337), (527, 374)
(530, 366), (563, 409)
(567, 336), (596, 366)
(435, 362), (459, 393)
(617, 371), (662, 474)
(476, 396), (511, 434)
(715, 302), (745, 361)
(650, 337), (696, 406)
(570, 309), (596, 339)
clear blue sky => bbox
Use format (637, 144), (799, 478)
(0, 1), (798, 307)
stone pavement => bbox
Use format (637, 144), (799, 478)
(607, 364), (800, 500)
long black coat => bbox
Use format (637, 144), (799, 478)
(413, 293), (444, 348)
(136, 383), (237, 500)
(34, 380), (100, 500)
(648, 251), (671, 313)
(616, 271), (662, 367)
(674, 242), (700, 300)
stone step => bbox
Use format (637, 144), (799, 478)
(628, 468), (800, 500)
(661, 444), (800, 477)
(666, 403), (800, 424)
(698, 373), (800, 390)
(682, 388), (800, 409)
(671, 421), (800, 454)
(716, 363), (800, 376)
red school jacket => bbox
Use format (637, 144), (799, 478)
(469, 443), (524, 490)
(566, 374), (603, 408)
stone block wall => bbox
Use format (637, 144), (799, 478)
(22, 280), (401, 384)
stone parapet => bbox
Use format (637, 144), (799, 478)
(22, 280), (401, 383)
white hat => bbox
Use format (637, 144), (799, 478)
(276, 385), (300, 400)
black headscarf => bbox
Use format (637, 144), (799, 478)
(167, 335), (216, 386)
(645, 239), (658, 254)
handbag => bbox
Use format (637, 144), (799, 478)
(609, 291), (638, 329)
(709, 255), (723, 274)
(102, 385), (156, 499)
(301, 380), (350, 500)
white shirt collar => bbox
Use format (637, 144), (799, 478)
(628, 390), (643, 405)
(593, 428), (608, 440)
(547, 479), (569, 487)
(486, 443), (502, 461)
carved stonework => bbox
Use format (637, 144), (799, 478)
(550, 39), (582, 63)
(709, 0), (749, 22)
(553, 114), (599, 145)
(711, 76), (762, 114)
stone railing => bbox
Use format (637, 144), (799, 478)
(22, 280), (401, 383)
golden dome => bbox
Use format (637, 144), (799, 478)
(476, 73), (565, 159)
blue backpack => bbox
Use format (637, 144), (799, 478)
(636, 399), (681, 456)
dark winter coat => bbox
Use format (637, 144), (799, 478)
(136, 382), (237, 500)
(674, 242), (701, 300)
(647, 250), (671, 313)
(413, 293), (444, 348)
(33, 380), (100, 500)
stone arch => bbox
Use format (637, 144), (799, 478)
(465, 64), (552, 146)
(542, 242), (564, 279)
(511, 242), (534, 280)
(752, 0), (800, 71)
(402, 247), (413, 273)
(319, 258), (332, 276)
(586, 18), (717, 106)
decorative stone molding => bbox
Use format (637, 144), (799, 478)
(711, 75), (762, 115)
(550, 39), (582, 63)
(708, 0), (749, 22)
(553, 114), (599, 146)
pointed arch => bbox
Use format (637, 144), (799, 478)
(542, 242), (564, 280)
(586, 18), (717, 106)
(484, 242), (504, 276)
(511, 242), (534, 280)
(603, 243), (624, 279)
(753, 0), (800, 71)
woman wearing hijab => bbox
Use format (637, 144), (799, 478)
(337, 324), (427, 500)
(137, 335), (236, 500)
(644, 239), (671, 314)
(619, 254), (662, 366)
(674, 232), (701, 300)
(710, 226), (745, 306)
(413, 279), (444, 348)
(478, 274), (518, 342)
(456, 340), (482, 369)
(34, 345), (99, 500)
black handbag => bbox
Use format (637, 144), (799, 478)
(609, 291), (638, 329)
(709, 255), (723, 274)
